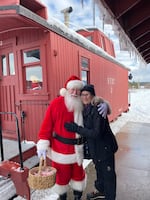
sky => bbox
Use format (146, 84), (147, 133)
(39, 0), (150, 83)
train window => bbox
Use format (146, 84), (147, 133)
(0, 50), (15, 76)
(100, 36), (106, 51)
(9, 53), (15, 75)
(22, 48), (43, 93)
(23, 49), (40, 64)
(86, 35), (93, 42)
(81, 71), (88, 85)
(25, 66), (43, 90)
(81, 56), (90, 84)
(1, 55), (7, 76)
(81, 57), (89, 68)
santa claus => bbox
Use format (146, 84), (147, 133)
(37, 75), (86, 200)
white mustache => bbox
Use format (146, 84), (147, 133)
(71, 94), (78, 97)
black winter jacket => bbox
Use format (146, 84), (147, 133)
(77, 104), (118, 161)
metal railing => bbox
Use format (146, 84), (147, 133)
(0, 112), (24, 170)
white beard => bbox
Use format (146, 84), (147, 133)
(64, 91), (83, 165)
(65, 91), (84, 165)
(64, 90), (83, 126)
(64, 91), (83, 126)
(65, 91), (83, 113)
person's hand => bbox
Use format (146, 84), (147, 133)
(64, 122), (78, 132)
(97, 102), (108, 118)
(37, 149), (47, 159)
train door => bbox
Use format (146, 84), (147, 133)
(0, 45), (19, 139)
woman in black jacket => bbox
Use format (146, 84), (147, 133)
(65, 84), (118, 200)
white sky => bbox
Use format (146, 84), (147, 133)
(40, 0), (150, 82)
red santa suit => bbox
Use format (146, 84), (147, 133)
(37, 76), (86, 195)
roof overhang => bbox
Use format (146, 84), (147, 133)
(100, 0), (150, 64)
(0, 5), (50, 34)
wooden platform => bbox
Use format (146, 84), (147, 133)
(1, 122), (150, 200)
(115, 121), (150, 200)
(28, 121), (150, 200)
(59, 121), (150, 200)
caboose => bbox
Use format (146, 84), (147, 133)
(0, 0), (130, 143)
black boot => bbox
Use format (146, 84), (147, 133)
(59, 193), (67, 200)
(73, 190), (83, 200)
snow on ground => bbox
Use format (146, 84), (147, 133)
(110, 88), (150, 134)
(6, 89), (150, 200)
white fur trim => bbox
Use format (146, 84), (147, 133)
(74, 109), (84, 165)
(47, 148), (77, 164)
(47, 147), (84, 166)
(70, 174), (87, 191)
(74, 144), (84, 166)
(66, 80), (83, 89)
(36, 139), (50, 151)
(51, 183), (69, 195)
(74, 110), (83, 126)
(59, 88), (67, 96)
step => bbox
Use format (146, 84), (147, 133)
(0, 155), (39, 200)
(0, 139), (39, 199)
(0, 139), (36, 161)
(0, 176), (16, 200)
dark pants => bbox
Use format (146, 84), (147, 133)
(93, 155), (116, 200)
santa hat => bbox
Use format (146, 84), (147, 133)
(60, 75), (84, 96)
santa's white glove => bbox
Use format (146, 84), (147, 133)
(36, 139), (50, 159)
(97, 102), (108, 118)
(37, 149), (47, 159)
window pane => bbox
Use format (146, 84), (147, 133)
(1, 55), (7, 76)
(9, 53), (15, 75)
(26, 66), (43, 90)
(23, 49), (40, 64)
(101, 36), (106, 51)
(86, 35), (93, 41)
(81, 57), (89, 68)
(81, 71), (88, 85)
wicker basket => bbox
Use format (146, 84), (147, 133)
(28, 158), (57, 190)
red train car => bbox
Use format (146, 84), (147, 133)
(0, 0), (130, 143)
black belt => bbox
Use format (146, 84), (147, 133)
(53, 132), (85, 145)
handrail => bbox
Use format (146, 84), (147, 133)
(0, 112), (24, 170)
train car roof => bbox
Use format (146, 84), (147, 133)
(0, 3), (130, 71)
